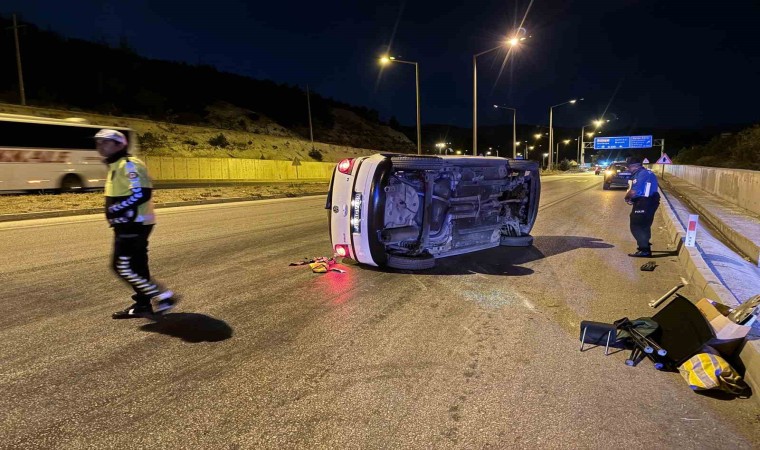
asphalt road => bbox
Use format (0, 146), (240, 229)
(1, 172), (758, 448)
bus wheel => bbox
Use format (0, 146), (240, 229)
(59, 174), (84, 193)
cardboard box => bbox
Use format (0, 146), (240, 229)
(695, 298), (753, 355)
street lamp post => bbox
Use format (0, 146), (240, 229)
(555, 139), (571, 167)
(11, 14), (26, 106)
(542, 152), (549, 169)
(473, 34), (527, 156)
(548, 98), (581, 170)
(306, 84), (315, 152)
(580, 115), (616, 164)
(493, 105), (517, 158)
(380, 56), (421, 155)
(578, 119), (606, 164)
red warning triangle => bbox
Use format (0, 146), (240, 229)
(656, 153), (672, 164)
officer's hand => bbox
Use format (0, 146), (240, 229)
(106, 208), (119, 220)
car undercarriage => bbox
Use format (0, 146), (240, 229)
(378, 157), (540, 266)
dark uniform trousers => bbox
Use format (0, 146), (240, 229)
(111, 225), (156, 305)
(629, 193), (660, 252)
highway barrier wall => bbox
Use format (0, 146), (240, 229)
(143, 156), (336, 181)
(655, 164), (760, 217)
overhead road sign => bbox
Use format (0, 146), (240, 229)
(594, 136), (629, 149)
(630, 135), (653, 148)
(593, 135), (653, 149)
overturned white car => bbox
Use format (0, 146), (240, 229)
(326, 154), (540, 270)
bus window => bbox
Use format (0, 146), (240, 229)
(0, 116), (135, 192)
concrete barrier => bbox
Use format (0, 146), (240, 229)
(143, 156), (335, 181)
(655, 164), (760, 217)
(657, 186), (760, 395)
(654, 164), (760, 266)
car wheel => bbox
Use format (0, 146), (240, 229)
(391, 156), (444, 171)
(59, 174), (84, 193)
(603, 182), (611, 190)
(500, 235), (534, 247)
(386, 252), (435, 270)
(506, 160), (541, 234)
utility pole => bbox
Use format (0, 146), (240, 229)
(9, 14), (26, 105)
(306, 84), (315, 151)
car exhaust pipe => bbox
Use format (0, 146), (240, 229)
(380, 226), (420, 244)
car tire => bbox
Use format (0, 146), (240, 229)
(59, 174), (84, 193)
(603, 182), (611, 190)
(386, 252), (436, 270)
(507, 159), (541, 233)
(500, 234), (534, 247)
(391, 156), (444, 171)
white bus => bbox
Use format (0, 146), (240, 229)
(0, 113), (138, 193)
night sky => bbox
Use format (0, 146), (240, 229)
(5, 0), (760, 130)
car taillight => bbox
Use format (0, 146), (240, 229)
(334, 244), (349, 258)
(337, 158), (354, 174)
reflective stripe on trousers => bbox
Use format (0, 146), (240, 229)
(111, 225), (160, 303)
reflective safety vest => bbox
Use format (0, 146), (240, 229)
(105, 156), (155, 226)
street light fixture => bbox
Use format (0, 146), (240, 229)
(579, 116), (616, 164)
(473, 32), (529, 156)
(548, 98), (582, 169)
(380, 55), (422, 155)
(555, 139), (571, 166)
(493, 104), (517, 158)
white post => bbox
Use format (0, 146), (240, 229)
(472, 55), (477, 156)
(548, 107), (553, 169)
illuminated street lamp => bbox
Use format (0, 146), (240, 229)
(548, 98), (582, 169)
(578, 120), (603, 163)
(542, 152), (549, 169)
(380, 55), (421, 155)
(555, 139), (571, 166)
(473, 32), (529, 155)
(579, 115), (616, 164)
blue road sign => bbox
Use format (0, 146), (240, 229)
(630, 135), (653, 148)
(594, 136), (629, 149)
(594, 135), (653, 149)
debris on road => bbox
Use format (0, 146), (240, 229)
(678, 347), (750, 395)
(289, 256), (345, 273)
(580, 291), (754, 397)
(648, 277), (688, 308)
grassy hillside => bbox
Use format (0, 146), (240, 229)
(0, 102), (408, 162)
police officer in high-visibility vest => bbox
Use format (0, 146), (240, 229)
(95, 129), (178, 319)
(623, 156), (660, 257)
